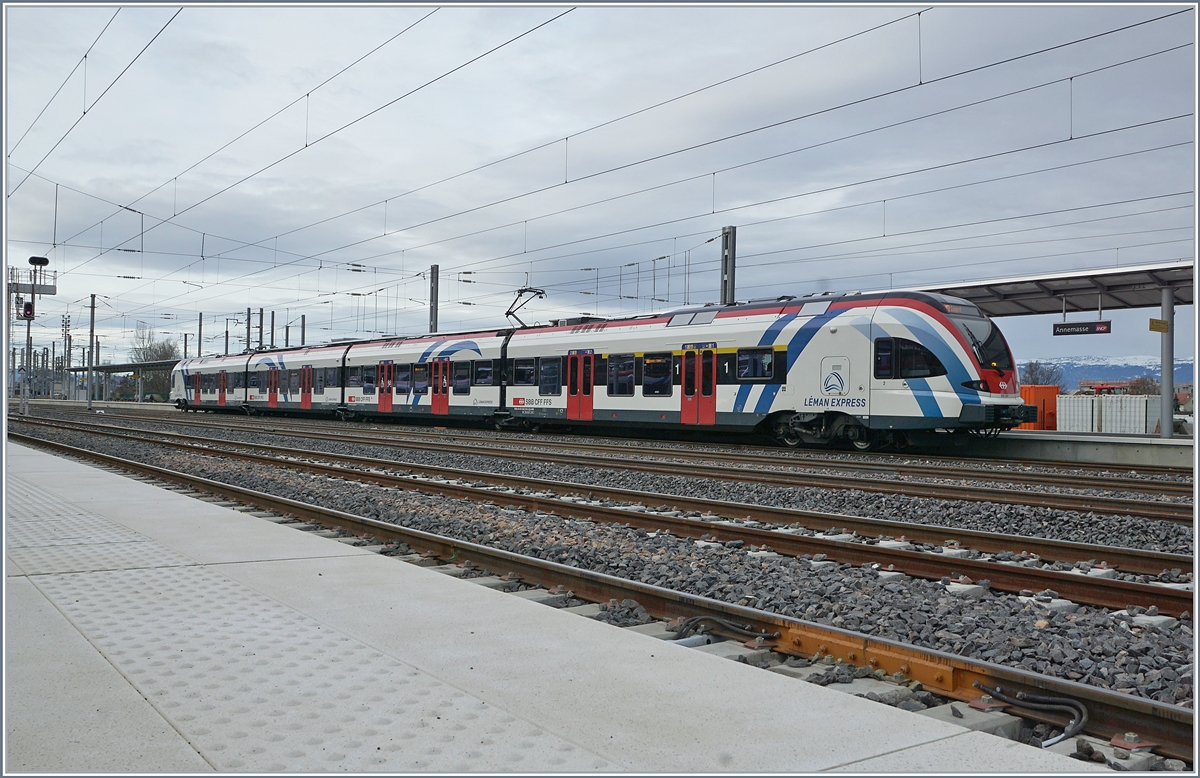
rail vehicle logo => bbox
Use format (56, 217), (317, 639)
(822, 371), (845, 395)
(513, 397), (525, 406)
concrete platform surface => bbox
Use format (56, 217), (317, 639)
(4, 442), (1103, 773)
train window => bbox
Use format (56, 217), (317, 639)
(607, 354), (635, 396)
(897, 339), (947, 379)
(642, 353), (672, 396)
(396, 364), (411, 394)
(412, 363), (428, 394)
(314, 369), (325, 395)
(874, 338), (895, 379)
(701, 351), (714, 397)
(248, 371), (259, 389)
(538, 357), (561, 396)
(453, 362), (471, 394)
(582, 356), (592, 396)
(472, 360), (493, 386)
(234, 372), (245, 390)
(324, 367), (339, 388)
(736, 348), (774, 380)
(362, 365), (377, 395)
(683, 352), (696, 396)
(691, 310), (717, 325)
(259, 371), (269, 392)
(289, 370), (300, 393)
(667, 313), (694, 327)
(513, 358), (537, 386)
(348, 366), (362, 387)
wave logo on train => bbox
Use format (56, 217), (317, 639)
(822, 371), (845, 395)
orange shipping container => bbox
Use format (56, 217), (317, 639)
(1019, 385), (1059, 430)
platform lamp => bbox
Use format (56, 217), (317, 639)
(20, 257), (49, 415)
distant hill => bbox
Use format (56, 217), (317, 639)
(1017, 356), (1194, 390)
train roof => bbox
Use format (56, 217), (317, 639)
(180, 290), (985, 364)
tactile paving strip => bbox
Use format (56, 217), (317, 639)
(35, 565), (613, 771)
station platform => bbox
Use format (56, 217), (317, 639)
(5, 442), (1105, 773)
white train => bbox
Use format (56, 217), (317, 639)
(171, 291), (1035, 449)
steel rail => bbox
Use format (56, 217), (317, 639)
(37, 409), (1193, 522)
(11, 431), (1193, 762)
(61, 408), (1192, 495)
(39, 403), (1196, 479)
(18, 416), (1192, 578)
(13, 421), (1192, 616)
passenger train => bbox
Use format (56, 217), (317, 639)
(170, 291), (1036, 450)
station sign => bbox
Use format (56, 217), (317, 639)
(1053, 321), (1111, 336)
(1149, 318), (1169, 333)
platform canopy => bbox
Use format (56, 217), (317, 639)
(67, 358), (179, 375)
(914, 260), (1193, 318)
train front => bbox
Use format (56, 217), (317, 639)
(942, 300), (1037, 429)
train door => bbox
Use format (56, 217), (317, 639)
(192, 373), (202, 405)
(300, 366), (313, 410)
(680, 349), (716, 425)
(566, 353), (594, 421)
(378, 362), (394, 413)
(267, 368), (279, 409)
(431, 360), (449, 415)
(217, 371), (228, 407)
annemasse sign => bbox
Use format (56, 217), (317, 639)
(1053, 321), (1111, 336)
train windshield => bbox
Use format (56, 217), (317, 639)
(949, 315), (1013, 372)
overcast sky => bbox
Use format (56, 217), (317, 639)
(4, 4), (1195, 366)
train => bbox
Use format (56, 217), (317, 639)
(170, 290), (1036, 450)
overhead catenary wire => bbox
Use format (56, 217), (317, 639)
(7, 7), (121, 158)
(7, 8), (182, 198)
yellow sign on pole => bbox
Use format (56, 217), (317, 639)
(1149, 318), (1169, 333)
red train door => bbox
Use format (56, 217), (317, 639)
(566, 353), (594, 421)
(192, 374), (202, 405)
(300, 366), (313, 410)
(378, 362), (393, 413)
(431, 361), (449, 415)
(267, 368), (279, 409)
(217, 371), (227, 407)
(681, 349), (716, 425)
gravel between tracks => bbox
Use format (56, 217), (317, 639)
(17, 426), (1196, 709)
(29, 414), (1190, 556)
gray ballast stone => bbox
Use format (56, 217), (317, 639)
(875, 570), (907, 582)
(944, 583), (988, 599)
(623, 622), (677, 640)
(1017, 596), (1079, 613)
(693, 641), (773, 664)
(511, 588), (568, 606)
(916, 703), (1022, 739)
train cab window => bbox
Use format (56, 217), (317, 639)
(289, 370), (300, 393)
(362, 365), (377, 395)
(314, 369), (325, 395)
(607, 354), (635, 396)
(897, 338), (947, 379)
(874, 338), (895, 379)
(396, 364), (412, 394)
(513, 358), (537, 386)
(453, 362), (471, 394)
(538, 357), (561, 396)
(412, 363), (429, 394)
(736, 348), (774, 380)
(642, 353), (673, 396)
(348, 366), (362, 388)
(472, 360), (493, 386)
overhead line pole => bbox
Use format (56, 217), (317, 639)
(87, 294), (96, 410)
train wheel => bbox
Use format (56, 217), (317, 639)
(850, 432), (880, 452)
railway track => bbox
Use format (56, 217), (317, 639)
(13, 419), (1192, 616)
(46, 408), (1192, 523)
(13, 431), (1193, 763)
(62, 408), (1193, 493)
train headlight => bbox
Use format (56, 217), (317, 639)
(961, 380), (990, 392)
